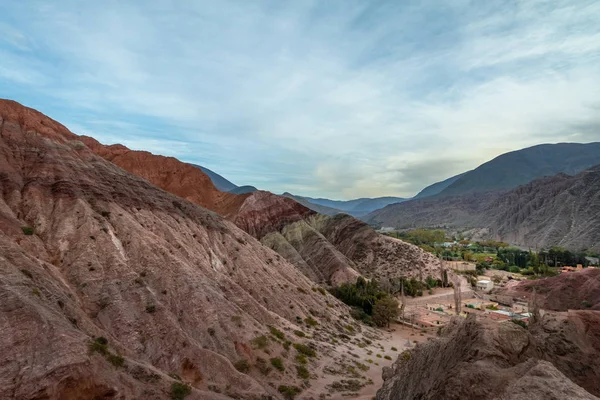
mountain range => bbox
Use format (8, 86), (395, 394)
(367, 162), (600, 251)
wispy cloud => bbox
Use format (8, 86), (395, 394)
(1, 0), (599, 199)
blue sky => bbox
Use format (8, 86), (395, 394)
(1, 0), (599, 199)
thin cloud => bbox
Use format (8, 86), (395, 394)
(1, 0), (599, 199)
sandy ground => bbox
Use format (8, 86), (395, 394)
(306, 323), (434, 399)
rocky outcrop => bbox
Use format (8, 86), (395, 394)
(377, 312), (600, 400)
(0, 99), (363, 399)
(262, 214), (443, 285)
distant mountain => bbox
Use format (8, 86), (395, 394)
(367, 164), (600, 251)
(414, 172), (467, 198)
(192, 164), (258, 194)
(229, 185), (258, 194)
(299, 195), (407, 217)
(282, 193), (343, 215)
(436, 142), (600, 197)
(193, 164), (238, 192)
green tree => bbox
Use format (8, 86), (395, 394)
(372, 297), (399, 328)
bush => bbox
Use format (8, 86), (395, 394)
(107, 354), (124, 367)
(270, 357), (284, 371)
(252, 335), (269, 349)
(293, 330), (306, 337)
(304, 317), (318, 327)
(509, 266), (521, 274)
(255, 357), (272, 375)
(171, 382), (191, 400)
(269, 326), (285, 340)
(21, 226), (34, 235)
(234, 359), (250, 373)
(295, 354), (307, 364)
(511, 319), (527, 329)
(146, 304), (156, 313)
(89, 338), (108, 355)
(582, 300), (592, 308)
(293, 343), (316, 357)
(278, 385), (302, 399)
(296, 365), (310, 379)
(384, 355), (392, 360)
(391, 347), (398, 351)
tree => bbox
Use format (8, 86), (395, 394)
(372, 297), (399, 328)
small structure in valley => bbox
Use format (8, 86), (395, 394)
(476, 279), (494, 292)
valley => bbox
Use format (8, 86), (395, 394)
(0, 102), (598, 399)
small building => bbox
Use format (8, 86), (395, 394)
(476, 279), (494, 292)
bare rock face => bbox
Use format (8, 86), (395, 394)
(0, 99), (358, 399)
(377, 312), (600, 400)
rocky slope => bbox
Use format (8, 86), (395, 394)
(262, 214), (443, 285)
(377, 312), (600, 399)
(368, 165), (600, 251)
(501, 268), (600, 311)
(0, 99), (374, 399)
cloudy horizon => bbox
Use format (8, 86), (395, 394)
(1, 0), (599, 199)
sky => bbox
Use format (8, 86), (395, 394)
(1, 0), (599, 199)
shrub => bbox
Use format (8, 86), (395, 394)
(89, 338), (108, 355)
(485, 305), (499, 310)
(20, 269), (33, 279)
(391, 347), (398, 351)
(146, 304), (156, 313)
(384, 355), (392, 360)
(278, 385), (302, 400)
(511, 319), (527, 329)
(270, 357), (284, 371)
(297, 287), (307, 294)
(293, 330), (306, 337)
(293, 343), (316, 357)
(283, 340), (291, 350)
(252, 335), (269, 349)
(171, 382), (191, 400)
(582, 300), (592, 308)
(234, 359), (250, 373)
(255, 357), (272, 375)
(269, 326), (285, 340)
(354, 361), (369, 371)
(295, 354), (307, 364)
(305, 317), (318, 327)
(107, 354), (124, 367)
(101, 211), (111, 218)
(376, 354), (382, 358)
(296, 364), (310, 379)
(21, 226), (34, 235)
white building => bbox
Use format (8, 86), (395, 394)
(476, 280), (494, 292)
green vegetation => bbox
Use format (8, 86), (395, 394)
(269, 326), (285, 340)
(391, 346), (398, 351)
(511, 319), (528, 329)
(234, 359), (250, 373)
(107, 354), (124, 367)
(304, 316), (318, 327)
(21, 226), (34, 235)
(255, 357), (272, 375)
(270, 357), (285, 371)
(278, 385), (302, 399)
(293, 343), (316, 357)
(252, 335), (269, 349)
(295, 354), (307, 364)
(486, 305), (499, 310)
(293, 330), (306, 337)
(171, 382), (192, 400)
(384, 355), (392, 360)
(89, 337), (125, 368)
(296, 365), (310, 379)
(372, 296), (399, 328)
